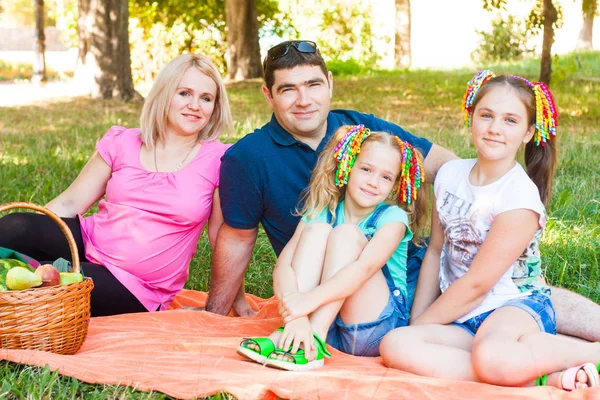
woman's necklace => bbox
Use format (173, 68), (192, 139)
(154, 142), (197, 172)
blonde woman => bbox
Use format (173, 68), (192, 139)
(0, 54), (233, 316)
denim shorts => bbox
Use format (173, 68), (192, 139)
(326, 285), (409, 357)
(451, 293), (556, 336)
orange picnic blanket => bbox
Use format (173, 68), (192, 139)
(0, 290), (597, 399)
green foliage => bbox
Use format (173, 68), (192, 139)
(318, 1), (377, 63)
(582, 0), (599, 17)
(482, 0), (507, 11)
(524, 0), (563, 35)
(327, 59), (378, 76)
(128, 0), (294, 81)
(0, 0), (56, 26)
(279, 0), (382, 67)
(472, 14), (534, 63)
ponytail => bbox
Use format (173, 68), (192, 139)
(524, 137), (557, 207)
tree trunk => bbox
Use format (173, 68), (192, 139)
(576, 12), (594, 50)
(225, 0), (262, 81)
(539, 0), (557, 85)
(33, 0), (47, 85)
(394, 0), (411, 68)
(74, 0), (140, 101)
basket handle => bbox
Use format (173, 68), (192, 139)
(0, 202), (80, 274)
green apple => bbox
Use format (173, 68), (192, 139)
(59, 272), (84, 285)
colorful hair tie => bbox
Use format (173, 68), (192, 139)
(333, 125), (371, 187)
(393, 136), (424, 205)
(510, 75), (558, 146)
(462, 69), (496, 128)
(332, 125), (424, 205)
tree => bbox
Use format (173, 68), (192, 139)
(482, 0), (561, 85)
(224, 0), (262, 81)
(394, 0), (411, 68)
(539, 0), (558, 84)
(577, 0), (598, 50)
(33, 0), (47, 85)
(75, 0), (140, 101)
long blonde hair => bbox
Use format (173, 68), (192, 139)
(298, 127), (429, 243)
(140, 53), (234, 147)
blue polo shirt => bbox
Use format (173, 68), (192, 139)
(219, 109), (433, 256)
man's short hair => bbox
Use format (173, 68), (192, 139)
(263, 41), (328, 92)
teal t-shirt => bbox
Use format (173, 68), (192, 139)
(302, 201), (412, 296)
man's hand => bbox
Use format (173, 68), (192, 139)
(205, 223), (258, 315)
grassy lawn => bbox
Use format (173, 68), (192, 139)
(0, 51), (598, 398)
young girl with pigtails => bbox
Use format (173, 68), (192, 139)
(237, 124), (427, 371)
(380, 70), (600, 391)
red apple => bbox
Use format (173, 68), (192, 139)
(35, 264), (61, 287)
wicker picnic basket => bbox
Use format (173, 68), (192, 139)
(0, 202), (94, 355)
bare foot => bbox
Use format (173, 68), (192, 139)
(233, 297), (257, 318)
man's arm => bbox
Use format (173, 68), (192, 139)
(422, 143), (459, 182)
(205, 223), (258, 315)
(551, 286), (600, 342)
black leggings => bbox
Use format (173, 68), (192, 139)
(0, 212), (147, 317)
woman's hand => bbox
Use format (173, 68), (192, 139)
(279, 291), (318, 323)
(278, 316), (315, 359)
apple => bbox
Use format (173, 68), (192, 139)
(59, 272), (83, 285)
(35, 264), (61, 287)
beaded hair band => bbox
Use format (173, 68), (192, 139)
(509, 75), (558, 146)
(333, 125), (371, 187)
(393, 136), (425, 205)
(462, 70), (558, 146)
(332, 125), (424, 205)
(462, 69), (495, 128)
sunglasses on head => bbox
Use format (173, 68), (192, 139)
(267, 41), (317, 61)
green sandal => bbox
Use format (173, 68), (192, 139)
(237, 328), (284, 365)
(264, 332), (331, 372)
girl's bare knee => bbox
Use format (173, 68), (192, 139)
(330, 224), (367, 248)
(301, 222), (333, 238)
(472, 340), (515, 385)
(380, 328), (416, 368)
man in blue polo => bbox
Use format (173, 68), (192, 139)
(204, 40), (600, 343)
(205, 41), (455, 317)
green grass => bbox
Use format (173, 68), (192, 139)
(0, 50), (598, 398)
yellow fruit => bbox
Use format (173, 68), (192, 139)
(6, 267), (43, 290)
(59, 272), (83, 285)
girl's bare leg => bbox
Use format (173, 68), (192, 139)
(472, 307), (600, 387)
(380, 324), (477, 381)
(268, 222), (332, 343)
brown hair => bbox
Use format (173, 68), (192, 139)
(263, 42), (328, 93)
(471, 76), (557, 206)
(298, 127), (428, 244)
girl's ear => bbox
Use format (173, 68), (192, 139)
(523, 124), (535, 144)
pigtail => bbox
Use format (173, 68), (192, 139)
(398, 149), (429, 245)
(524, 138), (557, 207)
